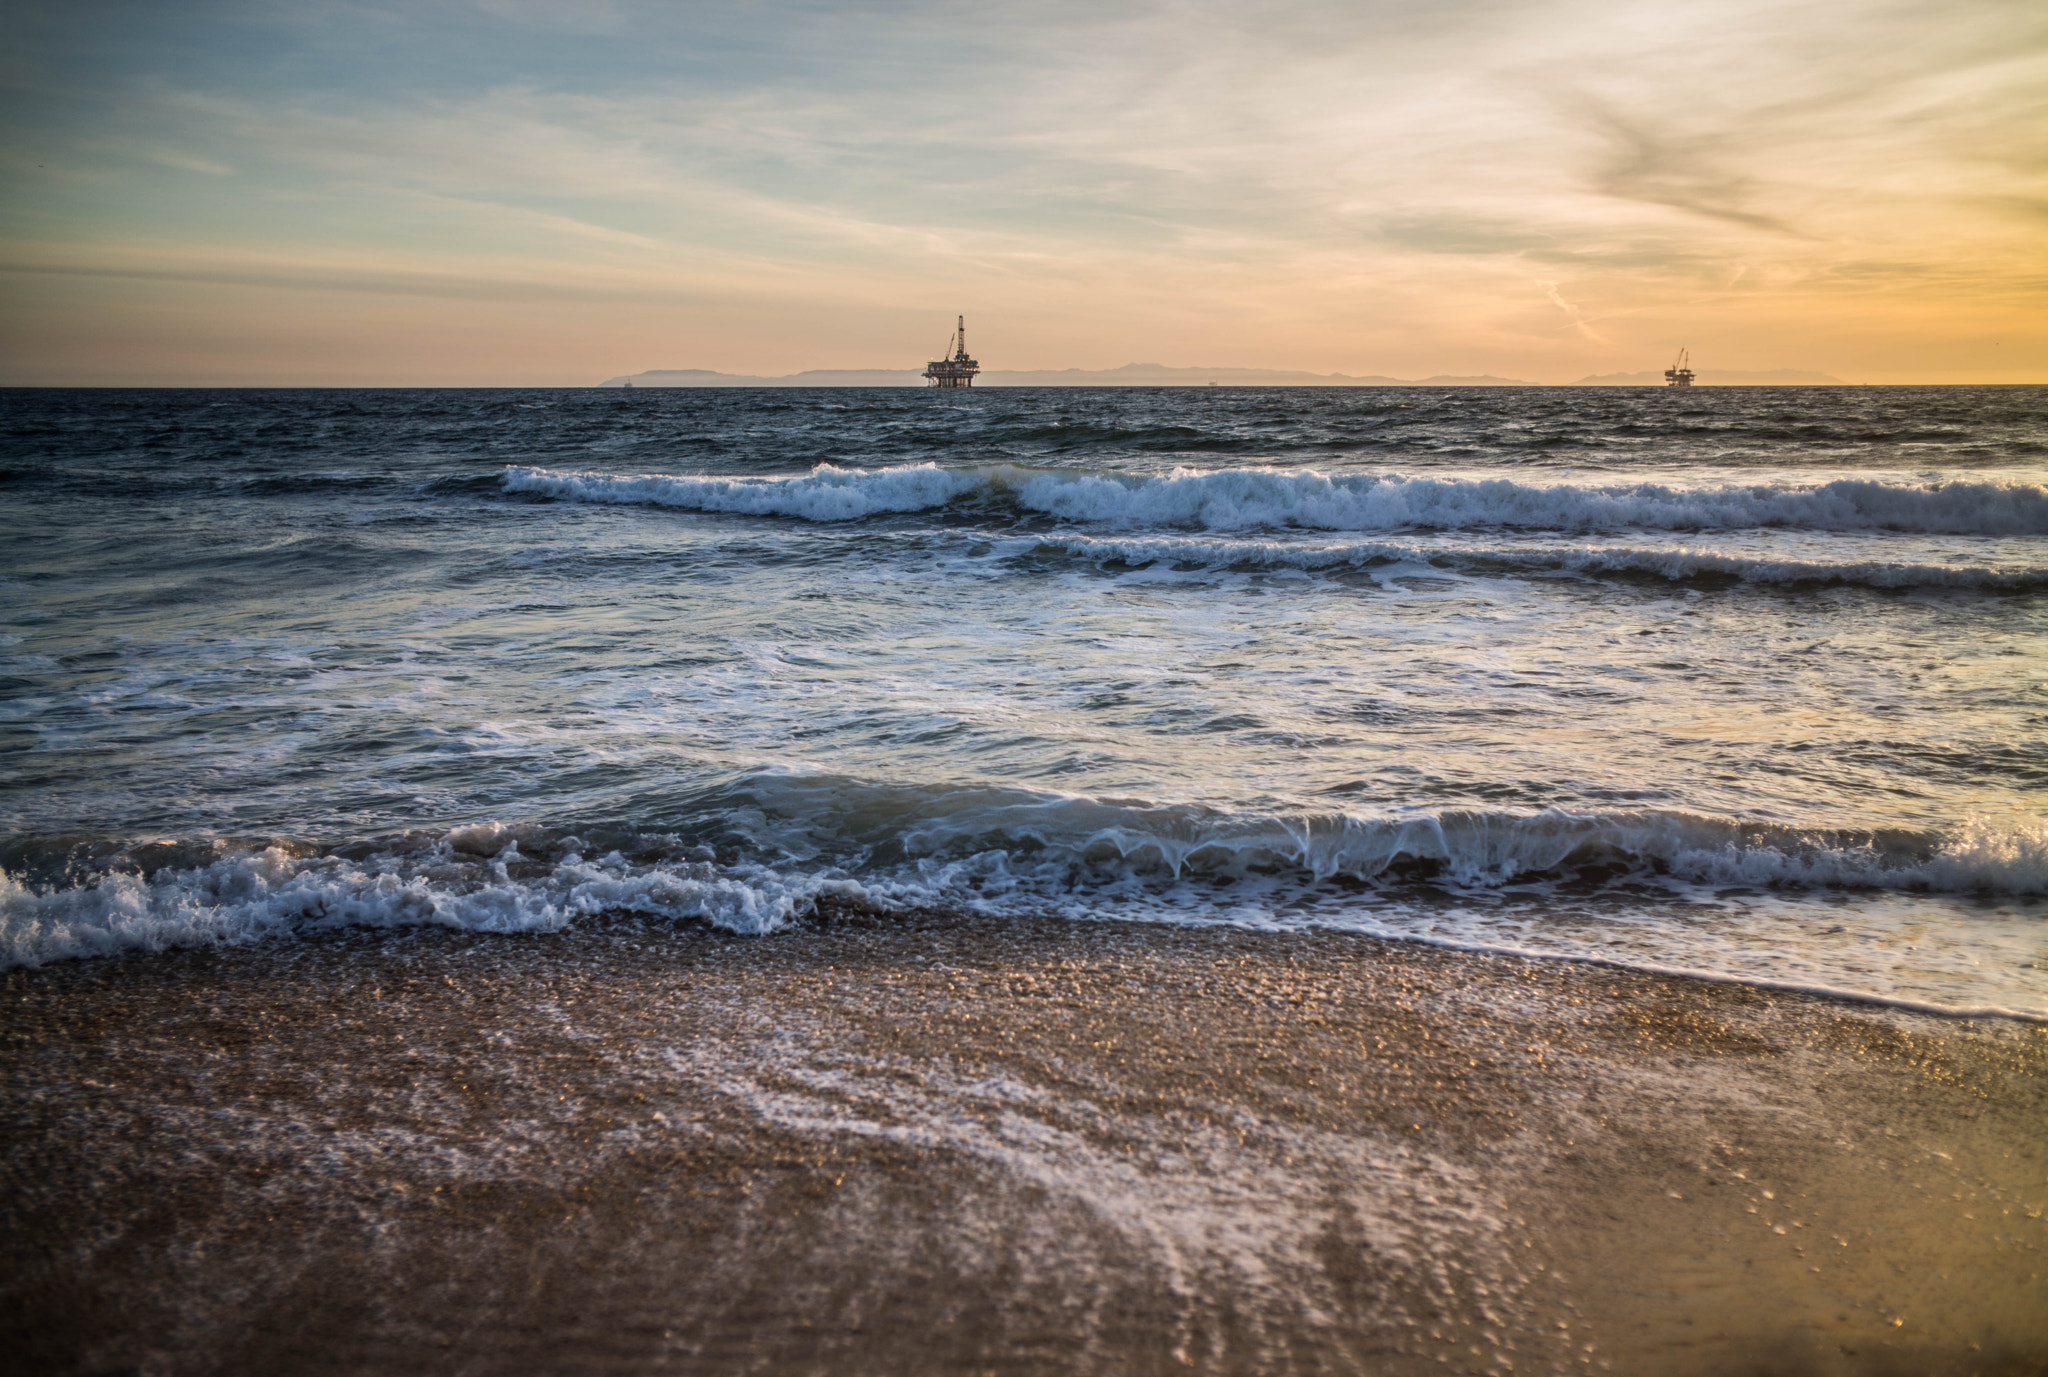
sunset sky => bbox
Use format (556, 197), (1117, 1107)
(2, 0), (2043, 385)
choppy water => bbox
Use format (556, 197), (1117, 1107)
(3, 386), (2045, 1015)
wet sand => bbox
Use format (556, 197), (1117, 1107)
(4, 905), (2045, 1376)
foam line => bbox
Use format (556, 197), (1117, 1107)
(832, 798), (2048, 897)
(1278, 925), (2048, 1025)
(0, 843), (866, 969)
(1039, 534), (2048, 591)
(6, 809), (2041, 1025)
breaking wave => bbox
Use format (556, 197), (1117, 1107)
(6, 802), (2042, 974)
(1038, 534), (2048, 591)
(828, 795), (2048, 898)
(0, 824), (862, 970)
(504, 463), (2048, 536)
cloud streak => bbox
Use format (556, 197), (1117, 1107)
(1, 0), (2043, 383)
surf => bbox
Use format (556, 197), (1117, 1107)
(504, 463), (2048, 536)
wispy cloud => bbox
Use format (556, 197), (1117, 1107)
(2, 0), (2044, 382)
(1539, 279), (1607, 343)
(1576, 105), (1799, 235)
(147, 150), (234, 176)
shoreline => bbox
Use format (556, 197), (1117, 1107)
(5, 906), (2045, 1375)
(1279, 928), (2048, 1027)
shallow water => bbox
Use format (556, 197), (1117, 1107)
(3, 385), (2044, 1014)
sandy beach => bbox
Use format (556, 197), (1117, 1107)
(8, 0), (2048, 1366)
(4, 907), (2043, 1376)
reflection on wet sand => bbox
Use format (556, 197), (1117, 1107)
(6, 908), (2043, 1375)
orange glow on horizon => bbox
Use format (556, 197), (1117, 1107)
(1, 1), (2042, 386)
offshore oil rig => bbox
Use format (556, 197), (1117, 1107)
(1664, 348), (1696, 387)
(923, 316), (981, 388)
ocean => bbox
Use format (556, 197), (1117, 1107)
(3, 384), (2045, 1016)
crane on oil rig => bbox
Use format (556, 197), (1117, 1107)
(923, 316), (980, 388)
(1664, 348), (1695, 388)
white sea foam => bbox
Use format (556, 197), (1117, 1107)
(505, 463), (2048, 536)
(0, 834), (864, 970)
(1038, 534), (2048, 591)
(505, 463), (987, 521)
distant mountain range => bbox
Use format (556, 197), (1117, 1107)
(597, 364), (1536, 388)
(600, 368), (923, 388)
(978, 364), (1536, 387)
(1568, 369), (1846, 386)
(597, 364), (1849, 388)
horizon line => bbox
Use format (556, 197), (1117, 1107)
(14, 381), (2048, 390)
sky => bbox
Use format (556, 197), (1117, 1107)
(1, 0), (2043, 385)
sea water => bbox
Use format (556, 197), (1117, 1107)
(2, 386), (2043, 1015)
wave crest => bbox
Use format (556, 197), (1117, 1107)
(505, 463), (2048, 536)
(852, 798), (2048, 897)
(9, 802), (2039, 972)
(0, 833), (863, 970)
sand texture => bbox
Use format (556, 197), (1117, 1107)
(5, 908), (2045, 1376)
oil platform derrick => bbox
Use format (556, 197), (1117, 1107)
(1664, 348), (1695, 388)
(924, 316), (980, 388)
